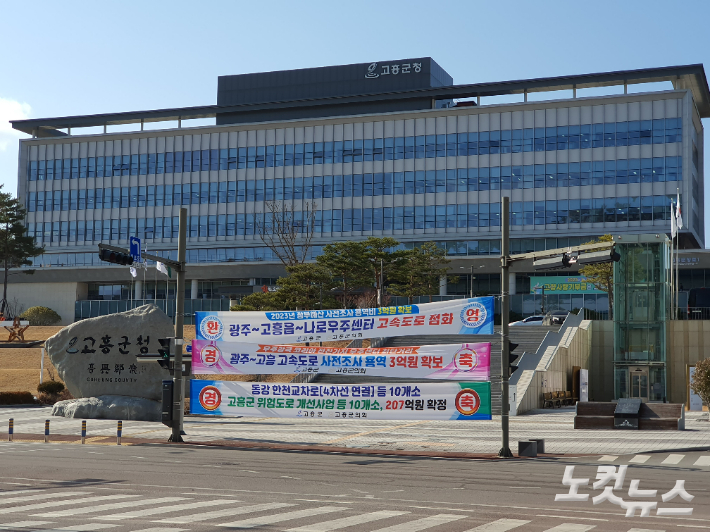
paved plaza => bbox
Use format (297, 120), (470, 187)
(1, 406), (708, 456)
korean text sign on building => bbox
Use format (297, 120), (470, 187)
(192, 341), (491, 381)
(195, 297), (494, 343)
(191, 380), (492, 421)
(530, 276), (603, 294)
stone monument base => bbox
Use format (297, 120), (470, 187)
(52, 395), (161, 422)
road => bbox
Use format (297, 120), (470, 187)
(0, 442), (708, 531)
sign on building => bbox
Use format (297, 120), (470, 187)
(530, 276), (603, 295)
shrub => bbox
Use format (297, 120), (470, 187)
(20, 306), (62, 326)
(691, 358), (710, 418)
(0, 392), (36, 405)
(37, 381), (65, 394)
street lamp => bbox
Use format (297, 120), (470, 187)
(460, 265), (484, 299)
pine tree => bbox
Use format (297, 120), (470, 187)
(0, 187), (44, 316)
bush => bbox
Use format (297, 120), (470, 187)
(37, 388), (73, 405)
(20, 306), (61, 326)
(37, 381), (65, 394)
(691, 358), (710, 418)
(0, 392), (36, 405)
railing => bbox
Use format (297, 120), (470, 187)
(677, 307), (710, 320)
(74, 298), (231, 324)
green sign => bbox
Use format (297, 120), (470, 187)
(529, 276), (602, 294)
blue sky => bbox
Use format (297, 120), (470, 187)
(1, 0), (709, 238)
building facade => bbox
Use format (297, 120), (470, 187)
(10, 59), (709, 325)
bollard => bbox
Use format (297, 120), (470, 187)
(44, 419), (50, 443)
(117, 420), (122, 446)
(8, 418), (13, 442)
(81, 420), (86, 445)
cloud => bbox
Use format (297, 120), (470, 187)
(0, 97), (31, 152)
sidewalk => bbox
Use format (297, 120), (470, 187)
(1, 406), (708, 456)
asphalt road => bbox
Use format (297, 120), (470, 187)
(0, 442), (708, 531)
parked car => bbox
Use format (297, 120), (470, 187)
(549, 310), (569, 325)
(509, 315), (544, 326)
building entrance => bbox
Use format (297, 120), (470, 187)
(628, 366), (649, 402)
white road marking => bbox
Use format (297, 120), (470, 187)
(661, 454), (685, 465)
(155, 502), (295, 524)
(31, 525), (119, 532)
(286, 510), (408, 531)
(694, 456), (710, 466)
(542, 525), (596, 532)
(369, 513), (467, 532)
(464, 519), (531, 531)
(0, 522), (53, 530)
(95, 499), (240, 520)
(629, 455), (651, 463)
(0, 495), (135, 515)
(626, 529), (666, 532)
(129, 529), (190, 532)
(34, 497), (184, 517)
(0, 491), (84, 506)
(537, 516), (607, 522)
(217, 506), (344, 528)
(597, 455), (618, 462)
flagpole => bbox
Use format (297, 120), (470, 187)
(670, 203), (675, 320)
(676, 187), (680, 319)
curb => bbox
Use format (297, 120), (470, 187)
(0, 432), (582, 460)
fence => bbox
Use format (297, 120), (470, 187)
(74, 299), (231, 324)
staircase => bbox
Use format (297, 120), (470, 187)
(311, 327), (555, 415)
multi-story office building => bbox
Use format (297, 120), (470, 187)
(10, 59), (709, 324)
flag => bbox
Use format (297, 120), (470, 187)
(129, 267), (137, 278)
(156, 261), (172, 278)
(676, 192), (683, 230)
(671, 203), (677, 238)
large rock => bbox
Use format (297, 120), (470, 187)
(45, 305), (173, 402)
(52, 395), (161, 422)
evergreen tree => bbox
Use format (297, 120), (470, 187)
(0, 188), (44, 316)
(316, 241), (370, 308)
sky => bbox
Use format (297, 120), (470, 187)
(1, 0), (710, 238)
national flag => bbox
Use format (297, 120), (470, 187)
(156, 261), (172, 278)
(129, 267), (137, 278)
(671, 203), (677, 238)
(676, 192), (683, 230)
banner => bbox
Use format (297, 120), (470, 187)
(190, 380), (492, 420)
(195, 297), (494, 343)
(192, 341), (491, 381)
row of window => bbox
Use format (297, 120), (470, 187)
(26, 194), (678, 245)
(26, 118), (684, 181)
(26, 157), (684, 213)
(28, 236), (603, 269)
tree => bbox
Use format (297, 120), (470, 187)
(389, 242), (452, 303)
(361, 237), (408, 307)
(231, 291), (283, 312)
(257, 200), (317, 266)
(0, 187), (44, 316)
(316, 241), (371, 309)
(276, 263), (336, 311)
(690, 358), (710, 420)
(579, 234), (615, 319)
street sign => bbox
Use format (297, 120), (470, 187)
(129, 236), (141, 263)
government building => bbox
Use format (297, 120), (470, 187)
(10, 59), (709, 325)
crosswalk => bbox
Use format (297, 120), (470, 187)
(596, 452), (710, 466)
(0, 487), (689, 531)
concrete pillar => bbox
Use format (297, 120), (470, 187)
(509, 273), (517, 295)
(190, 279), (198, 300)
(134, 280), (142, 301)
(439, 275), (447, 296)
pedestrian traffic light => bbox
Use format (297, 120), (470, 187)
(509, 341), (520, 375)
(157, 338), (172, 370)
(98, 248), (133, 266)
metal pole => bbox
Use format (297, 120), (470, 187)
(675, 190), (680, 319)
(469, 266), (473, 299)
(170, 208), (187, 442)
(117, 420), (122, 445)
(44, 419), (49, 443)
(670, 229), (674, 319)
(499, 196), (513, 458)
(8, 418), (13, 441)
(81, 420), (86, 444)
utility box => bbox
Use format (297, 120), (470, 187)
(614, 398), (642, 429)
(161, 380), (173, 427)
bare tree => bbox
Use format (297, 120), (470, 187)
(257, 201), (317, 266)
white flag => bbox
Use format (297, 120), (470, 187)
(156, 261), (168, 275)
(676, 192), (683, 230)
(129, 267), (137, 278)
(671, 203), (677, 238)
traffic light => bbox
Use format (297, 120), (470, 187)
(533, 253), (573, 271)
(509, 341), (520, 375)
(157, 338), (172, 370)
(576, 248), (621, 265)
(98, 248), (134, 266)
